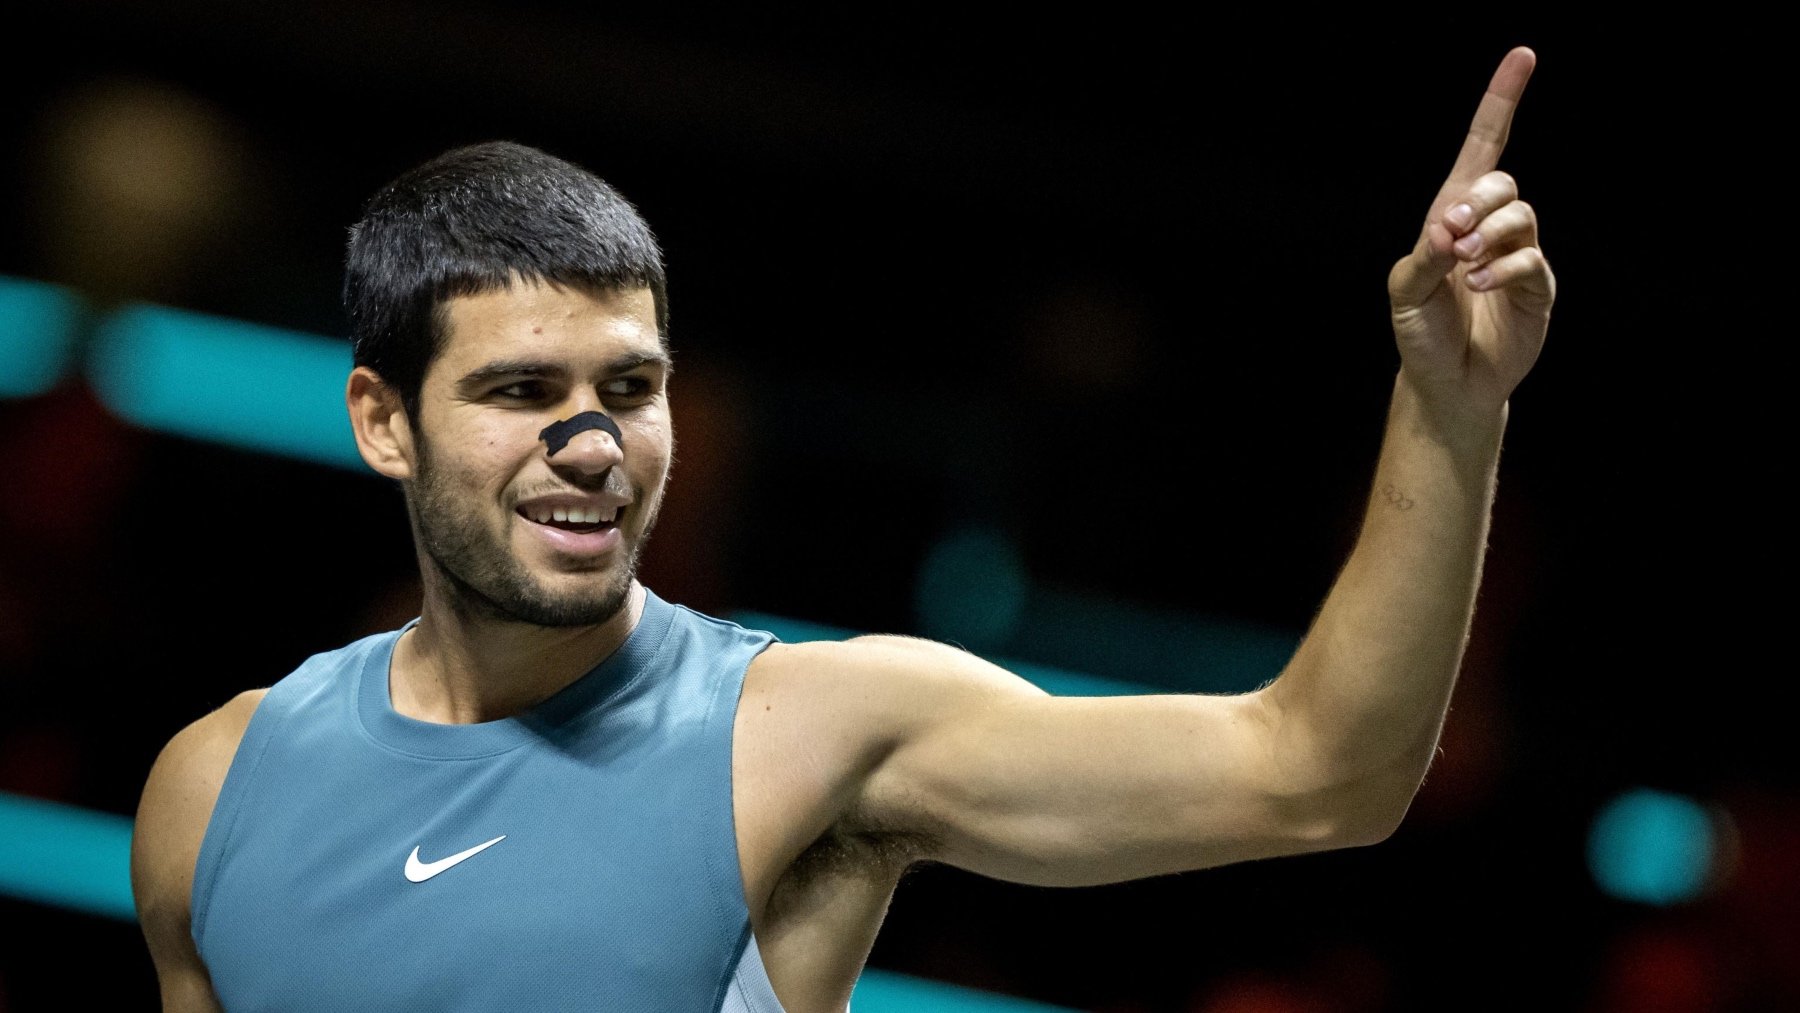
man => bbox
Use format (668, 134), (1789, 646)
(131, 46), (1553, 1012)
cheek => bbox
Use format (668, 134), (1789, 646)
(627, 415), (673, 471)
(424, 417), (539, 493)
(463, 413), (524, 453)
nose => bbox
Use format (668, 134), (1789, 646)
(545, 425), (624, 478)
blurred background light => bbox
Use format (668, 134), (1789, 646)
(914, 526), (1030, 652)
(852, 969), (1074, 1011)
(1004, 587), (1295, 695)
(0, 276), (84, 398)
(1588, 787), (1718, 906)
(87, 304), (360, 469)
(0, 792), (135, 921)
(0, 279), (1294, 697)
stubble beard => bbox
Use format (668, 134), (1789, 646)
(407, 435), (655, 629)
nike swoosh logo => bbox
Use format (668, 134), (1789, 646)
(404, 835), (507, 883)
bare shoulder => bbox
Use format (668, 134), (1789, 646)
(133, 689), (267, 916)
(737, 636), (1043, 850)
(131, 689), (268, 1008)
(142, 687), (264, 818)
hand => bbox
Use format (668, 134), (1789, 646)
(1388, 46), (1555, 420)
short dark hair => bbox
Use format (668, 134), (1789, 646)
(344, 141), (668, 419)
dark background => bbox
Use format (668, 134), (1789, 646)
(0, 8), (1784, 1011)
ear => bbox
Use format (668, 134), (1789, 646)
(346, 366), (416, 480)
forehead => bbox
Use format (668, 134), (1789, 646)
(434, 281), (662, 371)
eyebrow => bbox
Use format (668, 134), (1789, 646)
(457, 351), (673, 388)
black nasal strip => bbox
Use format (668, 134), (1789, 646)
(538, 411), (624, 456)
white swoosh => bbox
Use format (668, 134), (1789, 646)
(404, 835), (507, 883)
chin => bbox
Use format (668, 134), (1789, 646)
(514, 572), (634, 628)
(434, 554), (636, 629)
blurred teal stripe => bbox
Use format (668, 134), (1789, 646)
(0, 791), (136, 921)
(1014, 588), (1295, 695)
(88, 304), (361, 469)
(3, 280), (1289, 696)
(852, 969), (1075, 1011)
(0, 276), (85, 398)
(733, 611), (1153, 697)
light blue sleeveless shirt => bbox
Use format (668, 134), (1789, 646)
(190, 589), (789, 1011)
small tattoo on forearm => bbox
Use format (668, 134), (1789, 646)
(1381, 484), (1415, 510)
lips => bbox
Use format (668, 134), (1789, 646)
(516, 511), (623, 557)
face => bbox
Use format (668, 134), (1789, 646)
(404, 281), (672, 627)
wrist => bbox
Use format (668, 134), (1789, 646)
(1391, 371), (1508, 458)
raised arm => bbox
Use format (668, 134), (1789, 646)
(812, 48), (1553, 887)
(1272, 44), (1552, 821)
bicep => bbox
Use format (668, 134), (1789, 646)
(848, 643), (1352, 887)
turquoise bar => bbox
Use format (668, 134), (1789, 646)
(852, 968), (1075, 1011)
(87, 304), (363, 470)
(0, 791), (136, 921)
(1013, 588), (1295, 695)
(733, 611), (1152, 697)
(0, 276), (85, 398)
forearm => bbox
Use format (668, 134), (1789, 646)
(1259, 370), (1505, 834)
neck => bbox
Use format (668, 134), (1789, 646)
(390, 579), (646, 724)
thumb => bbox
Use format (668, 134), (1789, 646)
(1387, 221), (1458, 309)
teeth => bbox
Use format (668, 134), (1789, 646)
(523, 504), (619, 525)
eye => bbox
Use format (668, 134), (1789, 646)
(493, 380), (547, 401)
(602, 376), (653, 400)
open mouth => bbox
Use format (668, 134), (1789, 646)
(516, 504), (621, 535)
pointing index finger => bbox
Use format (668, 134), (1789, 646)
(1444, 46), (1537, 187)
